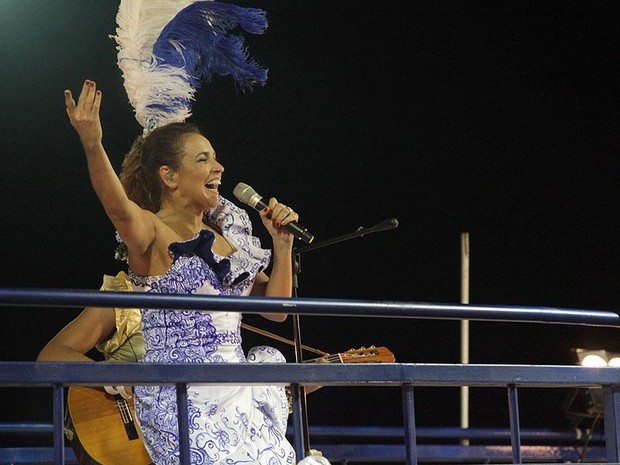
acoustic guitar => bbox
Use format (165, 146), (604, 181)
(65, 386), (152, 465)
(65, 346), (394, 465)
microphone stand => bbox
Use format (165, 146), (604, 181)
(289, 218), (399, 459)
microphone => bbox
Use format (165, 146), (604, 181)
(233, 182), (315, 243)
(359, 218), (399, 236)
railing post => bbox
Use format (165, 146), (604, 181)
(507, 384), (522, 464)
(291, 382), (309, 459)
(176, 383), (191, 465)
(402, 383), (418, 465)
(603, 385), (620, 463)
(52, 383), (65, 465)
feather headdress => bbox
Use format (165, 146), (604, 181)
(112, 0), (268, 133)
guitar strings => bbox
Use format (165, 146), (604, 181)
(116, 398), (133, 423)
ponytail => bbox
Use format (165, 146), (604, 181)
(120, 135), (160, 212)
(120, 122), (202, 212)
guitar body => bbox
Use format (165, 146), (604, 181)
(66, 386), (152, 465)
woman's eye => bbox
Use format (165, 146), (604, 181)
(201, 154), (216, 161)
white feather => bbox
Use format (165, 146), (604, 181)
(111, 0), (202, 131)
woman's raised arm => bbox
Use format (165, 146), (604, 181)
(64, 79), (155, 256)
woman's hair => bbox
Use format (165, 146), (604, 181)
(120, 122), (202, 212)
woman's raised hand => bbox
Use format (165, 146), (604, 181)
(64, 79), (103, 152)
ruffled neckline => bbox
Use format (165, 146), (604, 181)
(168, 196), (271, 286)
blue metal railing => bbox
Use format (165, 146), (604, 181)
(2, 286), (619, 326)
(2, 287), (620, 464)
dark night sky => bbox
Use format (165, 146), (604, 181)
(1, 0), (619, 439)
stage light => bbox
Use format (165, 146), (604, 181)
(574, 348), (620, 367)
(608, 356), (620, 368)
(581, 354), (607, 367)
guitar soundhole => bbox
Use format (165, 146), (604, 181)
(115, 396), (140, 441)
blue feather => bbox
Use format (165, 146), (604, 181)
(152, 1), (268, 91)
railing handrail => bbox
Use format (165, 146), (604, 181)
(2, 361), (620, 387)
(1, 286), (619, 327)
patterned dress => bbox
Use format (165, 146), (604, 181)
(130, 197), (295, 465)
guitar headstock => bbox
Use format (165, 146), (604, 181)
(339, 346), (395, 364)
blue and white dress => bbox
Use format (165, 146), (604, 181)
(130, 196), (295, 465)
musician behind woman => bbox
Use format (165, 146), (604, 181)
(36, 271), (142, 398)
(36, 270), (296, 396)
(36, 272), (327, 397)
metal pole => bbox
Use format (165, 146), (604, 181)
(52, 383), (65, 465)
(460, 232), (470, 444)
(603, 386), (620, 463)
(291, 252), (310, 458)
(177, 383), (191, 465)
(402, 383), (418, 465)
(507, 384), (522, 463)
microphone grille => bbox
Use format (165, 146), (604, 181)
(233, 182), (256, 205)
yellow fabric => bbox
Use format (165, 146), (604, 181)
(95, 271), (144, 362)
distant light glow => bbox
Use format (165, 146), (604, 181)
(581, 354), (608, 367)
(575, 348), (620, 367)
(608, 357), (620, 368)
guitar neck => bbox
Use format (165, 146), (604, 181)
(305, 346), (395, 364)
(306, 353), (345, 364)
